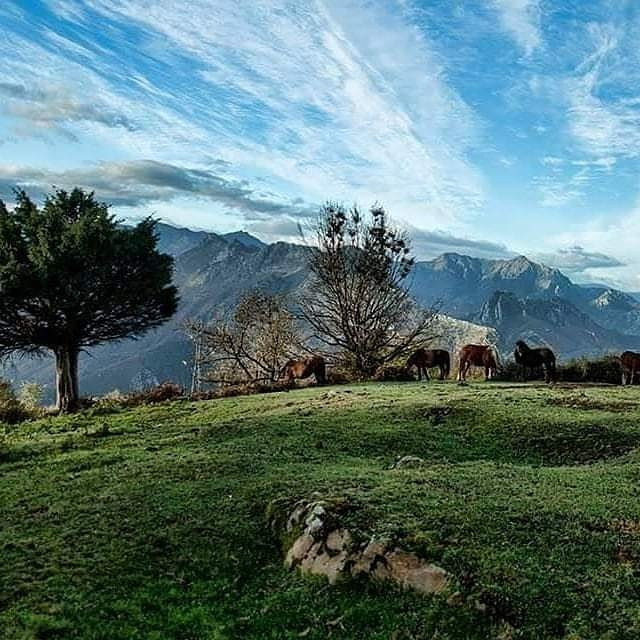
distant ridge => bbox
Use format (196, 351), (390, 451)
(223, 231), (266, 249)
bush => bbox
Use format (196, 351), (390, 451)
(496, 356), (622, 384)
(372, 364), (415, 382)
(325, 369), (351, 385)
(18, 381), (44, 411)
(123, 382), (184, 406)
(0, 379), (31, 424)
(93, 382), (184, 410)
(558, 356), (621, 384)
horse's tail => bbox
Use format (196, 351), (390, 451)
(491, 345), (503, 371)
(316, 358), (326, 385)
(443, 351), (451, 378)
(456, 350), (465, 381)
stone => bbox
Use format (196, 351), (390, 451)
(307, 548), (350, 584)
(286, 500), (310, 531)
(384, 549), (450, 594)
(274, 497), (452, 598)
(351, 540), (388, 576)
(325, 528), (351, 553)
(299, 541), (324, 572)
(392, 455), (425, 469)
(285, 533), (315, 567)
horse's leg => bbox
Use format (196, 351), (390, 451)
(439, 365), (444, 381)
(424, 367), (430, 382)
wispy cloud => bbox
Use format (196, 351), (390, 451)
(0, 82), (137, 135)
(490, 0), (542, 56)
(14, 0), (485, 228)
(566, 23), (640, 158)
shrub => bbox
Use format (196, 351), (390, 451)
(558, 356), (621, 385)
(372, 364), (415, 382)
(0, 379), (30, 424)
(123, 382), (184, 407)
(93, 382), (184, 410)
(496, 355), (622, 384)
(325, 369), (351, 385)
(18, 382), (44, 411)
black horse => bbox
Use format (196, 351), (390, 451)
(514, 340), (556, 383)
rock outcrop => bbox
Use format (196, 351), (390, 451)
(268, 498), (450, 596)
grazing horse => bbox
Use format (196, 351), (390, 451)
(457, 344), (500, 382)
(621, 351), (640, 385)
(279, 355), (326, 386)
(406, 348), (450, 381)
(514, 340), (556, 383)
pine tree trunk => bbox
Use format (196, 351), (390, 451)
(55, 346), (79, 413)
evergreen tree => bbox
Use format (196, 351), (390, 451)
(0, 188), (178, 412)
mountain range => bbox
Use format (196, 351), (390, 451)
(3, 223), (640, 399)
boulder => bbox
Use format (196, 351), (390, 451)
(268, 498), (451, 596)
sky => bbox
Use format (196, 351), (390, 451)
(1, 1), (640, 289)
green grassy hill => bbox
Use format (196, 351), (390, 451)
(3, 382), (640, 639)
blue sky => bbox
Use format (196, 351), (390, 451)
(1, 1), (640, 289)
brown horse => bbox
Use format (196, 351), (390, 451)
(621, 351), (640, 385)
(457, 344), (500, 382)
(279, 356), (326, 386)
(406, 348), (450, 381)
(514, 340), (556, 383)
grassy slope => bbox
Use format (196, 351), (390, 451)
(2, 382), (640, 639)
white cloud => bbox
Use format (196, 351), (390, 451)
(551, 202), (640, 290)
(25, 0), (485, 230)
(566, 23), (640, 158)
(490, 0), (542, 57)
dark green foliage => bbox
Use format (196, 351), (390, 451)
(558, 355), (622, 384)
(0, 188), (178, 411)
(499, 355), (623, 384)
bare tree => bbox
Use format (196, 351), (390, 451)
(299, 203), (436, 377)
(196, 291), (301, 386)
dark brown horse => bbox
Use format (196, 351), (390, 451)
(406, 348), (450, 381)
(621, 351), (640, 385)
(457, 344), (500, 382)
(514, 340), (556, 383)
(279, 356), (326, 386)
